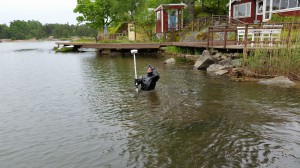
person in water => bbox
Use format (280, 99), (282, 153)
(135, 64), (160, 91)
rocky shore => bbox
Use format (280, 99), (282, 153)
(164, 50), (296, 88)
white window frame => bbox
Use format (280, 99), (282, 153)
(233, 2), (252, 18)
(257, 0), (264, 15)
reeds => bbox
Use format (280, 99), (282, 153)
(245, 24), (300, 80)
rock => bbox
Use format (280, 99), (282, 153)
(258, 76), (296, 87)
(215, 70), (229, 75)
(207, 64), (223, 72)
(212, 52), (222, 59)
(194, 50), (214, 70)
(231, 58), (242, 67)
(219, 57), (232, 66)
(164, 58), (175, 64)
(232, 53), (240, 58)
(207, 64), (228, 75)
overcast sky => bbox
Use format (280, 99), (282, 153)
(0, 0), (79, 25)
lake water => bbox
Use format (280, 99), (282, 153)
(0, 41), (300, 168)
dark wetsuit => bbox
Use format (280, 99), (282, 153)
(136, 65), (160, 91)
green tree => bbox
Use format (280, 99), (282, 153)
(0, 24), (10, 39)
(135, 7), (156, 41)
(9, 20), (29, 40)
(74, 0), (119, 31)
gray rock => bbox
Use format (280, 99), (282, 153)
(194, 50), (214, 70)
(212, 52), (222, 59)
(207, 64), (228, 75)
(207, 64), (223, 72)
(215, 70), (228, 75)
(164, 58), (176, 64)
(232, 58), (242, 67)
(258, 76), (295, 87)
(219, 57), (232, 66)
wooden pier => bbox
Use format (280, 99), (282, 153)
(55, 41), (242, 54)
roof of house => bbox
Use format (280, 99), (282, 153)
(154, 3), (187, 12)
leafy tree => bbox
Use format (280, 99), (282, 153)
(74, 0), (119, 31)
(9, 20), (29, 40)
(135, 6), (156, 41)
(0, 24), (10, 39)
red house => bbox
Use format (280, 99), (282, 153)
(154, 3), (187, 34)
(228, 0), (300, 23)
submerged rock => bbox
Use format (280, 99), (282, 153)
(207, 64), (228, 75)
(164, 58), (176, 64)
(258, 76), (296, 87)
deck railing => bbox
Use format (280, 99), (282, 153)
(206, 22), (300, 55)
(186, 15), (245, 32)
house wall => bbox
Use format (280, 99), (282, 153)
(155, 4), (186, 33)
(163, 10), (168, 33)
(231, 0), (300, 23)
(257, 15), (263, 21)
(276, 10), (300, 17)
(156, 10), (162, 33)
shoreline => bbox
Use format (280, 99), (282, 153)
(0, 38), (64, 43)
(172, 51), (300, 87)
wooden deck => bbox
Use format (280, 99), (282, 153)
(55, 41), (245, 51)
(56, 42), (162, 50)
(55, 41), (286, 52)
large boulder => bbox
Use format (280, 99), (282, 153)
(258, 76), (295, 87)
(194, 50), (214, 70)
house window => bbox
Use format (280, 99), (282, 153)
(289, 0), (298, 8)
(281, 0), (289, 9)
(273, 0), (280, 10)
(257, 0), (263, 14)
(273, 0), (300, 10)
(233, 2), (251, 18)
(157, 11), (161, 20)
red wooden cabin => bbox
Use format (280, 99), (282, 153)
(228, 0), (300, 23)
(154, 3), (186, 33)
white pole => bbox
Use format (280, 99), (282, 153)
(133, 53), (137, 80)
(131, 49), (138, 89)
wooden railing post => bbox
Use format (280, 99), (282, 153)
(286, 23), (292, 48)
(192, 21), (194, 32)
(224, 25), (228, 48)
(243, 24), (249, 62)
(206, 27), (211, 50)
(198, 18), (201, 31)
(211, 28), (214, 48)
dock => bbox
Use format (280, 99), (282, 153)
(55, 41), (242, 54)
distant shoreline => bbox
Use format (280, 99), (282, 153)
(0, 38), (62, 43)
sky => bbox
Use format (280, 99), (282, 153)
(0, 0), (79, 25)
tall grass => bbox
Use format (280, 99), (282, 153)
(165, 46), (202, 55)
(245, 25), (300, 80)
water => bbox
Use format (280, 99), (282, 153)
(0, 42), (300, 168)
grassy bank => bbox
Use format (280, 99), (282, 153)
(244, 24), (300, 81)
(245, 47), (300, 80)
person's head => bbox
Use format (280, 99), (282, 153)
(147, 67), (153, 74)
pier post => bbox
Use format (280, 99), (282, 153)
(243, 24), (249, 63)
(224, 25), (228, 48)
